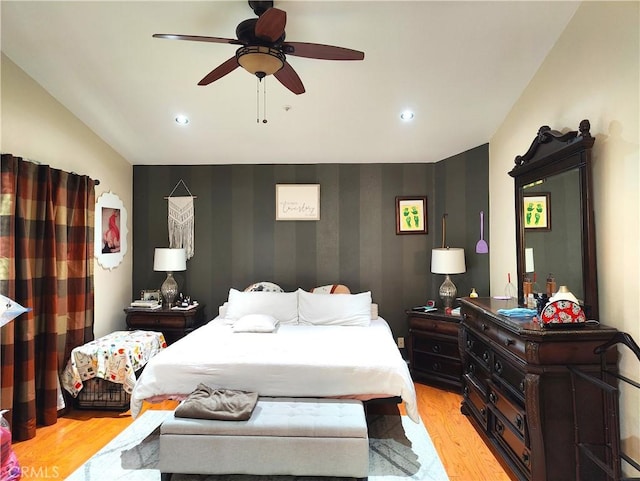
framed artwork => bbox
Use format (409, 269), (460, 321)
(275, 184), (320, 221)
(396, 196), (427, 235)
(95, 191), (128, 270)
(523, 193), (551, 230)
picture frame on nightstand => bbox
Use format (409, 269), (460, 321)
(141, 290), (161, 302)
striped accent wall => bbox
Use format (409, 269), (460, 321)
(132, 144), (489, 338)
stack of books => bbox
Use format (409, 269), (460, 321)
(130, 300), (162, 309)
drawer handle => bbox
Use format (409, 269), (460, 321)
(480, 407), (487, 420)
(481, 323), (489, 331)
(466, 339), (475, 349)
(494, 360), (503, 374)
(515, 414), (524, 432)
(432, 344), (441, 354)
(495, 420), (504, 434)
(467, 363), (475, 374)
(463, 386), (469, 398)
(432, 362), (441, 372)
(522, 451), (530, 466)
(519, 380), (526, 392)
(489, 392), (497, 404)
(482, 351), (490, 364)
(504, 338), (514, 346)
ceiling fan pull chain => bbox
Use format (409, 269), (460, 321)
(256, 77), (260, 123)
(263, 78), (268, 124)
(255, 77), (268, 124)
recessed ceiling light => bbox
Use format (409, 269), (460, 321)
(175, 114), (189, 125)
(400, 110), (415, 121)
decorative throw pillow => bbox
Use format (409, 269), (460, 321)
(298, 288), (371, 327)
(244, 282), (283, 293)
(232, 314), (279, 333)
(310, 284), (351, 294)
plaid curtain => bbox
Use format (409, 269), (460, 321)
(0, 154), (95, 441)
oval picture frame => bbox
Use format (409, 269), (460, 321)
(95, 191), (128, 270)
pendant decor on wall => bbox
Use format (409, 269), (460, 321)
(95, 191), (128, 270)
(165, 180), (196, 260)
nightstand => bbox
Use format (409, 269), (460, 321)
(406, 308), (463, 392)
(124, 304), (206, 345)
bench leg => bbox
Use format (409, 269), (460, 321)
(160, 473), (172, 481)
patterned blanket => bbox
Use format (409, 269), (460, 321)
(61, 330), (166, 396)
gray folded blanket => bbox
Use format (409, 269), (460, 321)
(175, 383), (259, 421)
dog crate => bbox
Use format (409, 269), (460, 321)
(62, 330), (166, 410)
(76, 376), (131, 410)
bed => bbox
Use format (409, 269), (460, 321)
(130, 287), (419, 422)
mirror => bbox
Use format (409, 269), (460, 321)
(509, 119), (599, 319)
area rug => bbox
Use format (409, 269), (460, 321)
(67, 410), (449, 480)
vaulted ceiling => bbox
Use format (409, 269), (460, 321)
(1, 1), (579, 165)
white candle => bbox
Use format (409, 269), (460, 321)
(525, 247), (535, 273)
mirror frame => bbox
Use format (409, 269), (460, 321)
(509, 119), (599, 319)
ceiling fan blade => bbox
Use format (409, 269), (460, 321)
(198, 57), (239, 86)
(254, 8), (286, 42)
(282, 42), (364, 61)
(274, 61), (305, 95)
(153, 33), (243, 46)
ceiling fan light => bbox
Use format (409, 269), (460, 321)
(236, 46), (285, 77)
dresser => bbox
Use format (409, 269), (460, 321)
(459, 297), (618, 481)
(406, 309), (462, 391)
(124, 304), (206, 345)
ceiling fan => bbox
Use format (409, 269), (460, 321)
(153, 0), (365, 95)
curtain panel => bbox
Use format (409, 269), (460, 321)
(0, 154), (95, 441)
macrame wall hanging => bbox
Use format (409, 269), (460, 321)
(165, 180), (196, 260)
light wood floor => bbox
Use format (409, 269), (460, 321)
(11, 383), (510, 480)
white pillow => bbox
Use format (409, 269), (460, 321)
(297, 289), (371, 327)
(225, 288), (298, 325)
(232, 314), (279, 333)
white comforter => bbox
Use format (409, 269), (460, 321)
(130, 317), (419, 422)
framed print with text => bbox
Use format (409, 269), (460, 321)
(276, 184), (320, 221)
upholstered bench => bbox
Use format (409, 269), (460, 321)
(159, 397), (369, 480)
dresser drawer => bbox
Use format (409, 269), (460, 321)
(464, 330), (492, 370)
(463, 378), (488, 429)
(413, 335), (459, 359)
(493, 326), (526, 358)
(492, 352), (526, 401)
(488, 382), (527, 439)
(462, 308), (526, 358)
(491, 409), (531, 475)
(409, 316), (459, 337)
(464, 353), (491, 389)
(127, 314), (188, 329)
(413, 352), (462, 379)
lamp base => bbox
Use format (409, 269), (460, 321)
(439, 274), (457, 309)
(161, 272), (179, 307)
